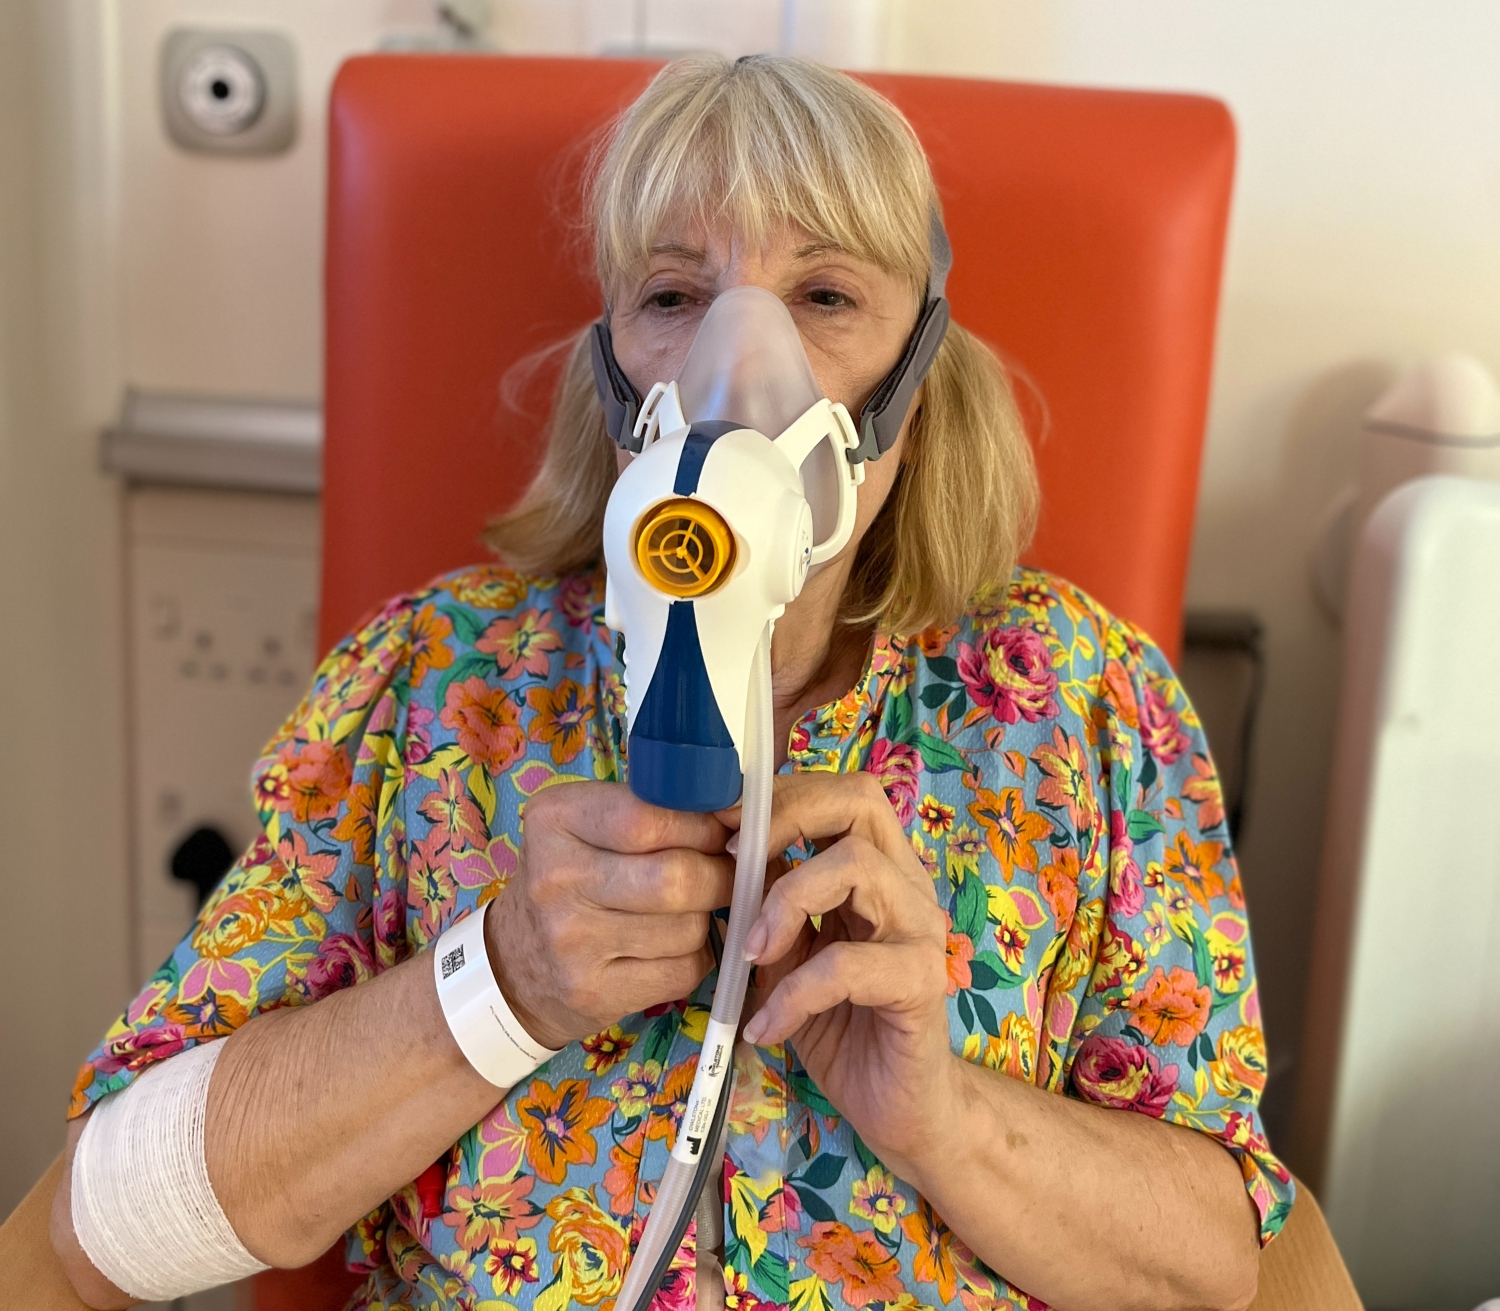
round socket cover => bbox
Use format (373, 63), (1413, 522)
(178, 45), (265, 136)
(160, 29), (297, 155)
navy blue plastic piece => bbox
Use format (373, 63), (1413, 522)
(672, 420), (740, 495)
(629, 601), (742, 811)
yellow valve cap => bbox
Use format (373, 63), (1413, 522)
(634, 497), (737, 597)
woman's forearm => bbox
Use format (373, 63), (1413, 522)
(204, 943), (502, 1268)
(900, 1057), (1260, 1311)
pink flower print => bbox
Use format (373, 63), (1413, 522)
(1108, 810), (1145, 916)
(865, 739), (920, 825)
(956, 626), (1059, 726)
(1140, 684), (1191, 765)
(1070, 1033), (1178, 1118)
(299, 932), (375, 1000)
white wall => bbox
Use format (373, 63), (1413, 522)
(6, 0), (1498, 1211)
(883, 0), (1500, 1147)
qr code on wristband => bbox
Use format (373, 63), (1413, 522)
(440, 945), (465, 979)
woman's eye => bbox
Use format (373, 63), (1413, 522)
(645, 289), (692, 310)
(807, 287), (853, 309)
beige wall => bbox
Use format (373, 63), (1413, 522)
(886, 0), (1500, 1146)
(0, 0), (130, 1212)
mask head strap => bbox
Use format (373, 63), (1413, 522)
(590, 211), (954, 462)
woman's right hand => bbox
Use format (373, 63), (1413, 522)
(486, 781), (736, 1050)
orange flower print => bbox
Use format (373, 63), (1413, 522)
(526, 678), (595, 765)
(445, 1176), (541, 1252)
(443, 567), (529, 611)
(543, 1186), (631, 1306)
(1123, 965), (1212, 1047)
(164, 988), (249, 1039)
(848, 1165), (908, 1234)
(417, 767), (488, 852)
(407, 603), (455, 688)
(967, 787), (1050, 880)
(798, 1221), (904, 1309)
(274, 740), (352, 824)
(646, 1057), (697, 1145)
(514, 1079), (614, 1184)
(331, 774), (379, 866)
(191, 888), (272, 960)
(476, 607), (562, 680)
(580, 1025), (636, 1074)
(917, 794), (956, 837)
(1032, 726), (1097, 834)
(1101, 659), (1140, 729)
(1163, 832), (1227, 911)
(604, 1121), (645, 1217)
(409, 831), (457, 940)
(275, 831), (340, 913)
(944, 924), (974, 996)
(440, 676), (526, 776)
(1182, 754), (1226, 831)
(917, 623), (959, 656)
(484, 1237), (541, 1294)
(1037, 847), (1081, 927)
(898, 1198), (960, 1303)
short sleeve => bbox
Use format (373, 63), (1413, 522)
(1062, 618), (1294, 1245)
(69, 594), (424, 1119)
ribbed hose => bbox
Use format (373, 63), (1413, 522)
(616, 622), (776, 1311)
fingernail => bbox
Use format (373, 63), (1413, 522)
(726, 832), (740, 857)
(744, 921), (767, 961)
(742, 1013), (766, 1045)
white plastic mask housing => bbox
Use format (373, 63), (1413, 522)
(604, 286), (864, 811)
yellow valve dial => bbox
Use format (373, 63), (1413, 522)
(634, 497), (737, 597)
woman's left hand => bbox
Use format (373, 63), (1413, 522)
(728, 772), (957, 1177)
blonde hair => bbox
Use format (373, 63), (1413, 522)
(488, 54), (1038, 636)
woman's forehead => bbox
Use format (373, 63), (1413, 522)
(627, 219), (884, 279)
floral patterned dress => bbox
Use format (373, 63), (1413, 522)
(72, 564), (1292, 1311)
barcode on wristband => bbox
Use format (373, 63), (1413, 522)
(440, 945), (466, 979)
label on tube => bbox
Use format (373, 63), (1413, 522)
(670, 1018), (737, 1164)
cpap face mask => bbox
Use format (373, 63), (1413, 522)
(589, 219), (951, 1311)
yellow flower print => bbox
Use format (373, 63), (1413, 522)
(916, 794), (956, 836)
(538, 1187), (629, 1311)
(607, 1060), (661, 1120)
(580, 1025), (636, 1074)
(849, 1164), (908, 1234)
(484, 1236), (541, 1295)
(1206, 928), (1247, 993)
(1210, 1025), (1268, 1098)
(1143, 902), (1171, 953)
(945, 824), (985, 882)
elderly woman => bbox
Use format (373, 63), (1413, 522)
(54, 54), (1289, 1311)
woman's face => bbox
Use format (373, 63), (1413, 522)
(608, 221), (922, 551)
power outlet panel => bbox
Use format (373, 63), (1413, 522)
(125, 486), (319, 979)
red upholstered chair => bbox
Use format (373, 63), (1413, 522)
(271, 53), (1236, 1309)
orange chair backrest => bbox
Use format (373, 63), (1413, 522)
(321, 55), (1233, 663)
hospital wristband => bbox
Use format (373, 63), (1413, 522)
(434, 907), (560, 1088)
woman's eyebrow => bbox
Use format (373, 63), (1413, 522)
(793, 241), (847, 261)
(647, 242), (706, 264)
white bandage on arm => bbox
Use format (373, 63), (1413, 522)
(71, 1039), (270, 1301)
